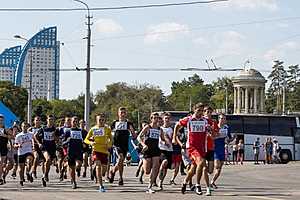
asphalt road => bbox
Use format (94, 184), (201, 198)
(1, 162), (299, 200)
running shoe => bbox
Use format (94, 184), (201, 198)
(210, 183), (218, 189)
(146, 188), (155, 194)
(205, 188), (212, 196)
(195, 185), (202, 195)
(45, 175), (49, 182)
(42, 177), (47, 187)
(181, 183), (187, 194)
(189, 184), (196, 191)
(0, 179), (4, 185)
(72, 182), (77, 189)
(170, 180), (177, 185)
(118, 179), (124, 186)
(109, 171), (115, 183)
(20, 181), (24, 187)
(99, 186), (106, 193)
(11, 173), (16, 179)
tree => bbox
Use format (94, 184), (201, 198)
(93, 82), (171, 129)
(267, 60), (287, 113)
(168, 74), (212, 111)
(210, 77), (234, 113)
(0, 81), (28, 120)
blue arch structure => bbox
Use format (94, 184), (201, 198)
(0, 46), (22, 82)
(14, 26), (59, 98)
(0, 101), (18, 128)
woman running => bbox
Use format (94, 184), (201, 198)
(138, 112), (166, 194)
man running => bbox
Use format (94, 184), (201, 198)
(28, 116), (43, 178)
(158, 112), (173, 190)
(109, 107), (136, 185)
(174, 103), (210, 195)
(63, 116), (84, 189)
(14, 122), (34, 186)
(35, 114), (60, 187)
(210, 113), (233, 189)
(0, 114), (12, 185)
(80, 120), (92, 179)
(84, 113), (112, 192)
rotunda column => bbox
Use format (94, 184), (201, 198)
(245, 87), (249, 114)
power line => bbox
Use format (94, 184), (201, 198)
(0, 0), (227, 12)
(90, 16), (300, 41)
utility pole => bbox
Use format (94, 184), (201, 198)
(14, 35), (32, 124)
(74, 0), (92, 129)
(225, 86), (228, 114)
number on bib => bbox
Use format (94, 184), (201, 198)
(44, 132), (54, 141)
(115, 122), (128, 130)
(190, 121), (205, 133)
(70, 131), (83, 140)
(219, 128), (228, 138)
(94, 128), (105, 136)
(149, 129), (160, 139)
(0, 128), (4, 136)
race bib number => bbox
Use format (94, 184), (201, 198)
(149, 129), (160, 139)
(219, 128), (228, 138)
(0, 128), (4, 136)
(190, 121), (205, 133)
(44, 132), (54, 141)
(70, 131), (83, 140)
(94, 128), (105, 136)
(21, 134), (33, 144)
(115, 122), (128, 130)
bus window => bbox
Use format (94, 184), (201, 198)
(294, 129), (300, 143)
(269, 117), (295, 137)
(243, 116), (269, 135)
(226, 115), (243, 133)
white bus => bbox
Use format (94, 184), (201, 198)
(161, 111), (300, 163)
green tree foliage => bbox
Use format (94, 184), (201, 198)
(210, 77), (234, 113)
(93, 82), (171, 129)
(0, 81), (28, 119)
(168, 74), (212, 111)
(267, 60), (287, 113)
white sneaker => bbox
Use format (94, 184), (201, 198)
(146, 188), (155, 194)
(205, 188), (212, 196)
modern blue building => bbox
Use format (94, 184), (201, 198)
(0, 26), (60, 99)
(0, 46), (22, 82)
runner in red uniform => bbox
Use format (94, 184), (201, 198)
(174, 103), (209, 195)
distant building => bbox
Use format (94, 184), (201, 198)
(0, 26), (60, 100)
(0, 46), (22, 82)
(15, 26), (60, 100)
(232, 69), (267, 114)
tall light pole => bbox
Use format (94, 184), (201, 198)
(14, 35), (32, 124)
(74, 0), (92, 129)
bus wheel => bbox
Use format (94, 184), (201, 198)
(279, 149), (292, 164)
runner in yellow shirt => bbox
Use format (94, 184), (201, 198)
(84, 113), (112, 192)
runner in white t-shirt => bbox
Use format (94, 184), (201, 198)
(158, 113), (173, 190)
(14, 122), (34, 186)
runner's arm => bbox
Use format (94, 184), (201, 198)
(173, 122), (183, 147)
(137, 125), (150, 147)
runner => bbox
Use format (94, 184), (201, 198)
(202, 106), (219, 196)
(84, 113), (112, 192)
(0, 114), (11, 185)
(35, 114), (60, 187)
(9, 125), (19, 179)
(109, 107), (136, 185)
(138, 112), (166, 193)
(3, 128), (15, 184)
(28, 116), (43, 178)
(135, 121), (148, 184)
(58, 117), (72, 180)
(210, 113), (233, 189)
(63, 116), (84, 189)
(158, 112), (173, 190)
(80, 120), (92, 179)
(14, 122), (34, 186)
(173, 103), (210, 196)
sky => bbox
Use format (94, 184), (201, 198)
(0, 0), (300, 99)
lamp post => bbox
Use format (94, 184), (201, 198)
(14, 35), (32, 124)
(74, 0), (92, 129)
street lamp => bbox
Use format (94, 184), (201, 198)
(14, 35), (33, 124)
(73, 0), (92, 129)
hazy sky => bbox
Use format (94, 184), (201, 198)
(0, 0), (299, 99)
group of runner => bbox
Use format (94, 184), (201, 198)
(0, 104), (233, 195)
